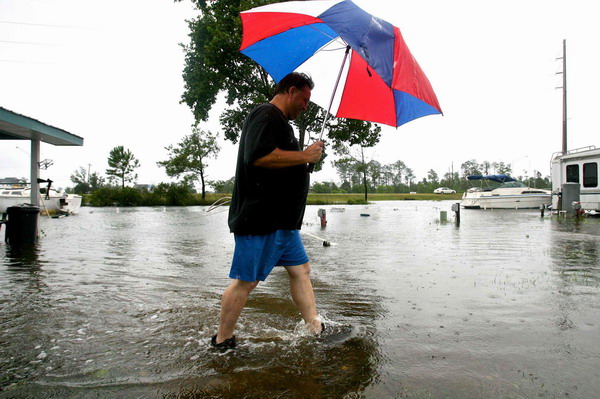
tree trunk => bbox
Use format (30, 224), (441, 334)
(361, 147), (368, 202)
(363, 170), (368, 202)
(200, 170), (206, 200)
(299, 127), (306, 150)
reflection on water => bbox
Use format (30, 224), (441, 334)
(1, 203), (600, 398)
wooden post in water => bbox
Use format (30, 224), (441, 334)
(452, 203), (460, 226)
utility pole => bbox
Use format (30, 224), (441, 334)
(556, 39), (567, 154)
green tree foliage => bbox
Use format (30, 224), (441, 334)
(180, 0), (281, 142)
(329, 119), (382, 201)
(87, 183), (196, 207)
(88, 187), (142, 207)
(460, 159), (481, 178)
(311, 181), (343, 194)
(70, 166), (90, 194)
(89, 172), (106, 192)
(180, 0), (269, 124)
(151, 182), (195, 206)
(441, 171), (459, 189)
(209, 177), (235, 193)
(427, 169), (439, 184)
(106, 146), (140, 188)
(492, 161), (512, 175)
(70, 167), (106, 194)
(325, 157), (547, 195)
(157, 127), (220, 200)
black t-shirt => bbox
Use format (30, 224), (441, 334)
(228, 103), (310, 235)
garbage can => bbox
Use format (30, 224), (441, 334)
(5, 204), (40, 244)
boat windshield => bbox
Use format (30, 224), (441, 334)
(499, 181), (527, 188)
(467, 178), (527, 191)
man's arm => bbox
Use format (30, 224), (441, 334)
(253, 141), (324, 169)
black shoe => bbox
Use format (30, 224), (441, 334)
(211, 335), (236, 349)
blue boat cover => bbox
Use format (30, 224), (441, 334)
(466, 174), (516, 183)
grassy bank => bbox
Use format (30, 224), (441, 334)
(306, 192), (462, 205)
(191, 193), (463, 206)
(82, 191), (461, 207)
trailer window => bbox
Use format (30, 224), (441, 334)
(566, 164), (579, 183)
(583, 162), (598, 187)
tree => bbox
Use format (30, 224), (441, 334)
(157, 127), (220, 199)
(180, 0), (272, 133)
(481, 161), (491, 175)
(404, 167), (415, 187)
(492, 161), (512, 175)
(179, 0), (322, 145)
(441, 171), (459, 190)
(71, 167), (106, 194)
(427, 169), (439, 185)
(179, 0), (356, 170)
(70, 166), (90, 194)
(89, 172), (106, 192)
(460, 159), (481, 178)
(381, 164), (394, 186)
(311, 181), (341, 194)
(332, 157), (355, 186)
(106, 146), (140, 188)
(329, 119), (382, 201)
(209, 177), (235, 193)
(369, 160), (383, 188)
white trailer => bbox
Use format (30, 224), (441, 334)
(551, 146), (600, 212)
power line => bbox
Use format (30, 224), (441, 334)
(0, 20), (87, 29)
(0, 59), (57, 65)
(0, 40), (58, 46)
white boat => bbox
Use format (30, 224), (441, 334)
(0, 185), (82, 216)
(550, 146), (600, 212)
(461, 174), (552, 209)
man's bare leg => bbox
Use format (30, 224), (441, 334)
(216, 279), (259, 344)
(285, 263), (322, 333)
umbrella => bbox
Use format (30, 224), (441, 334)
(239, 0), (442, 132)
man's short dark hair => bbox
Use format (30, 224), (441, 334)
(275, 72), (314, 95)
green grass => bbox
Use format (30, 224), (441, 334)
(306, 192), (462, 205)
(82, 191), (461, 207)
(175, 192), (462, 206)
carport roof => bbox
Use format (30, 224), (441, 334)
(0, 106), (83, 146)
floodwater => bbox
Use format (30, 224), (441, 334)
(1, 201), (599, 398)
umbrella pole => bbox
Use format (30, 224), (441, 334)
(308, 45), (351, 173)
(318, 45), (351, 141)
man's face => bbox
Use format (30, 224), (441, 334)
(287, 85), (311, 120)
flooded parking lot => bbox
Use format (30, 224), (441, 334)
(1, 201), (599, 398)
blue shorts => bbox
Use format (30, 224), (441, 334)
(229, 230), (309, 282)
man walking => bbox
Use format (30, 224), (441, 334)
(212, 72), (324, 349)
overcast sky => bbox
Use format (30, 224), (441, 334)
(1, 0), (599, 189)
